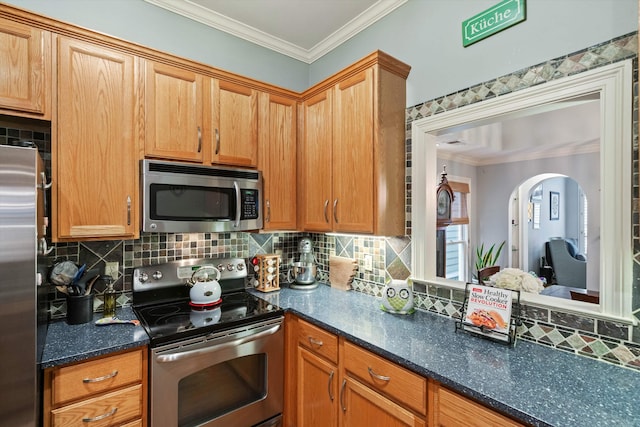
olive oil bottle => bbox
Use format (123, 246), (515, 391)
(103, 276), (116, 318)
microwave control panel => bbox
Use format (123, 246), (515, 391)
(241, 189), (259, 219)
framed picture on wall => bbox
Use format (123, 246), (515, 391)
(550, 191), (560, 220)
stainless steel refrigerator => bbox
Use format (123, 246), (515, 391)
(0, 144), (50, 426)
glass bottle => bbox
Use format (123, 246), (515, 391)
(103, 277), (116, 318)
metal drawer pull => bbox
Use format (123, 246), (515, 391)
(323, 199), (329, 223)
(82, 407), (117, 422)
(340, 379), (347, 412)
(333, 199), (339, 223)
(215, 128), (220, 154)
(328, 370), (335, 401)
(82, 370), (118, 383)
(308, 337), (323, 347)
(197, 126), (202, 153)
(367, 367), (390, 382)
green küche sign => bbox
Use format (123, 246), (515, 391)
(462, 0), (526, 47)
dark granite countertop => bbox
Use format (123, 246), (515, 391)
(249, 284), (640, 427)
(41, 306), (149, 368)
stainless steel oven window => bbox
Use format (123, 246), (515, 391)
(151, 317), (284, 427)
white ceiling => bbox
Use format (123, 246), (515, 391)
(143, 0), (407, 63)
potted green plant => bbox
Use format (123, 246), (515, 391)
(474, 241), (505, 282)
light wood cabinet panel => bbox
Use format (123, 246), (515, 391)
(54, 36), (139, 241)
(297, 347), (339, 427)
(341, 377), (426, 427)
(299, 51), (410, 235)
(300, 89), (333, 232)
(144, 60), (204, 163)
(259, 92), (297, 230)
(0, 17), (50, 118)
(211, 79), (258, 167)
(44, 347), (148, 427)
(343, 340), (427, 416)
(429, 381), (524, 427)
(333, 70), (374, 233)
(52, 348), (144, 405)
(51, 384), (142, 427)
(296, 317), (339, 364)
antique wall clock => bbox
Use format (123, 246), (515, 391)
(436, 166), (454, 229)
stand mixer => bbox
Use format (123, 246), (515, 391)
(288, 237), (318, 289)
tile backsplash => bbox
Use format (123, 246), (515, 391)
(3, 31), (639, 372)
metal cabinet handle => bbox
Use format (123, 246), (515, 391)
(266, 200), (271, 223)
(82, 407), (117, 422)
(328, 370), (335, 401)
(197, 126), (202, 153)
(39, 237), (54, 256)
(82, 370), (118, 383)
(308, 337), (323, 347)
(340, 379), (347, 412)
(333, 199), (338, 223)
(323, 200), (329, 223)
(126, 196), (131, 226)
(367, 367), (390, 382)
(215, 128), (220, 155)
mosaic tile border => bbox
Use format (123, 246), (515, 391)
(404, 32), (640, 370)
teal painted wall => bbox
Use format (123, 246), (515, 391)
(4, 0), (637, 105)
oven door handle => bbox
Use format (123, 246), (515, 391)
(233, 181), (241, 228)
(155, 323), (281, 363)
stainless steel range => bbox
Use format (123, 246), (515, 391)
(133, 257), (284, 427)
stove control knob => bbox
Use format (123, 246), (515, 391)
(236, 263), (245, 271)
(217, 264), (225, 271)
(138, 272), (149, 283)
(227, 263), (235, 271)
(152, 271), (163, 280)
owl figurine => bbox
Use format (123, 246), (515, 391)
(381, 279), (415, 314)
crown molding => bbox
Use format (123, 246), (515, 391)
(144, 0), (407, 63)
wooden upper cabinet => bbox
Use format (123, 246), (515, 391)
(300, 51), (410, 236)
(300, 89), (333, 232)
(211, 80), (259, 167)
(144, 60), (204, 163)
(54, 37), (139, 241)
(333, 70), (375, 234)
(258, 92), (297, 230)
(0, 17), (51, 118)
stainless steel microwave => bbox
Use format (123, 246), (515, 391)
(141, 159), (262, 233)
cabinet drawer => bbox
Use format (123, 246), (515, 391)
(436, 386), (523, 427)
(343, 341), (427, 416)
(296, 318), (338, 364)
(52, 349), (143, 405)
(51, 384), (142, 427)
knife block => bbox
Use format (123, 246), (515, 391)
(254, 254), (280, 292)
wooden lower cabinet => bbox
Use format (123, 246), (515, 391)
(341, 377), (425, 427)
(286, 315), (526, 427)
(429, 381), (525, 427)
(44, 347), (148, 427)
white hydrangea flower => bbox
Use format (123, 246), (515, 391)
(489, 268), (544, 294)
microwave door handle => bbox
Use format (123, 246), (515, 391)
(233, 181), (241, 228)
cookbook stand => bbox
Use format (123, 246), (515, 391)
(455, 283), (521, 346)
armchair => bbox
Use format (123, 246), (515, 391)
(546, 238), (587, 289)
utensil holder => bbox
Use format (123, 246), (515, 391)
(66, 294), (94, 324)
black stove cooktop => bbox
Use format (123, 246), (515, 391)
(131, 257), (283, 346)
(134, 291), (282, 346)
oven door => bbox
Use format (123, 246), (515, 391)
(151, 317), (283, 427)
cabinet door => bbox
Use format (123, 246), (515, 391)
(300, 90), (333, 232)
(55, 37), (139, 241)
(145, 60), (204, 162)
(297, 347), (338, 427)
(333, 69), (374, 234)
(259, 92), (297, 230)
(212, 80), (258, 167)
(341, 377), (426, 427)
(0, 18), (50, 118)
